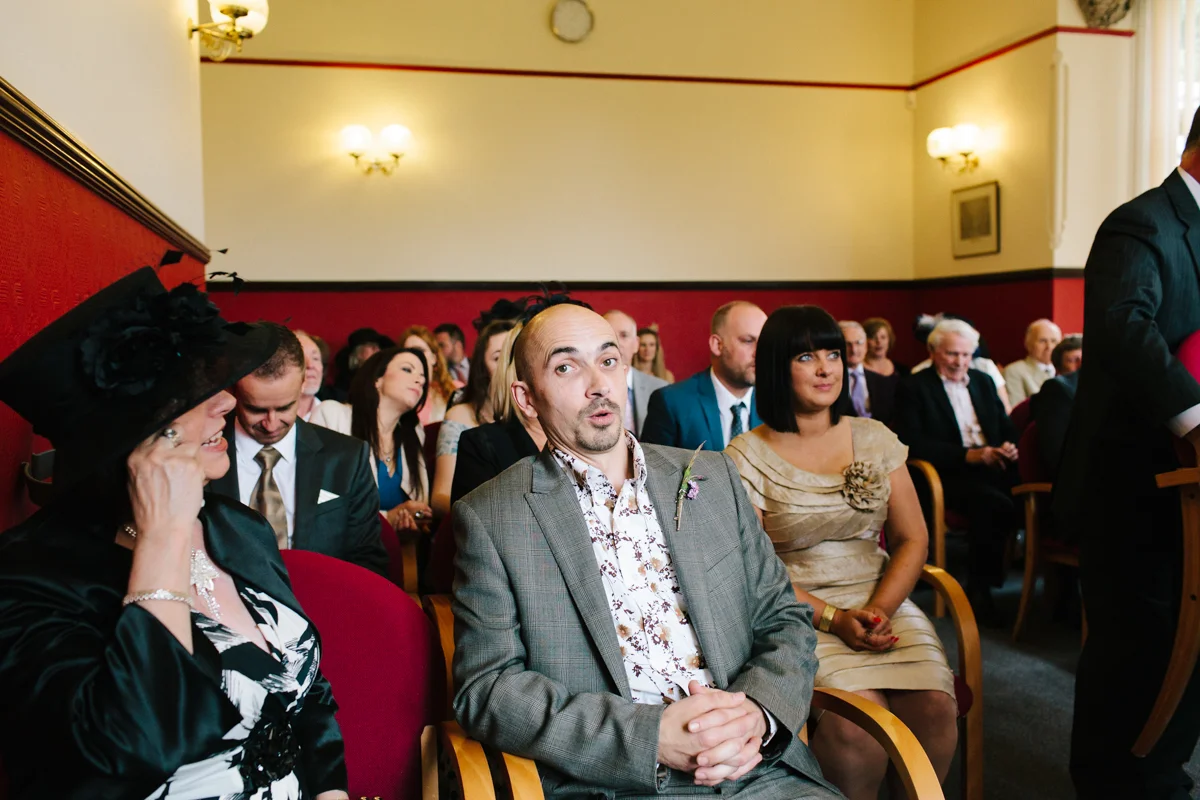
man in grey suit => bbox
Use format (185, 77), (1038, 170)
(452, 303), (838, 798)
(604, 309), (668, 436)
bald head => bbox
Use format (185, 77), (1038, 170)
(603, 309), (639, 366)
(513, 304), (626, 458)
(1025, 318), (1062, 364)
(838, 321), (867, 368)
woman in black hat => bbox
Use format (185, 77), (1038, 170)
(0, 268), (349, 799)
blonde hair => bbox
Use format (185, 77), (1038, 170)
(398, 325), (459, 403)
(489, 322), (525, 423)
(636, 327), (672, 382)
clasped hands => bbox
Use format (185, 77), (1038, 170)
(966, 441), (1018, 469)
(657, 680), (768, 787)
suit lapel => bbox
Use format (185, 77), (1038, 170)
(208, 416), (241, 500)
(291, 421), (323, 550)
(694, 372), (725, 450)
(1165, 169), (1200, 285)
(748, 388), (762, 430)
(526, 451), (632, 699)
(641, 446), (727, 686)
(926, 370), (961, 439)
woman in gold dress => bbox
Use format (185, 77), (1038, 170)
(726, 305), (958, 799)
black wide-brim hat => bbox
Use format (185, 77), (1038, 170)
(0, 267), (278, 492)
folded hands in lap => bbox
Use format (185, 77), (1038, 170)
(657, 680), (768, 787)
(833, 607), (898, 652)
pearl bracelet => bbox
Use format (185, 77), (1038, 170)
(123, 589), (193, 608)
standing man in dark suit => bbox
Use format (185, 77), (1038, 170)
(641, 301), (768, 451)
(893, 319), (1018, 625)
(1056, 110), (1200, 799)
(839, 320), (898, 427)
(603, 309), (668, 436)
(1031, 335), (1082, 479)
(208, 324), (388, 576)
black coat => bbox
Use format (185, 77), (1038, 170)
(0, 493), (346, 798)
(1055, 170), (1200, 540)
(844, 368), (900, 428)
(1031, 371), (1079, 480)
(451, 415), (540, 505)
(209, 418), (388, 576)
(893, 367), (1017, 474)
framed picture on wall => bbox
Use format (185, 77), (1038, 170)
(951, 181), (1000, 258)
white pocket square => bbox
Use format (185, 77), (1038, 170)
(317, 489), (340, 504)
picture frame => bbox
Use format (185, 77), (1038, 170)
(951, 181), (1000, 259)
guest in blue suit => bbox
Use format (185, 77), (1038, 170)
(641, 301), (768, 451)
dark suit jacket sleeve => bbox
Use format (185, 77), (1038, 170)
(451, 501), (664, 792)
(639, 386), (676, 447)
(343, 440), (388, 576)
(894, 376), (968, 471)
(719, 454), (817, 759)
(450, 428), (494, 504)
(1034, 380), (1073, 475)
(1088, 205), (1200, 425)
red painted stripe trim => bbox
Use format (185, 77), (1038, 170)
(204, 25), (1135, 92)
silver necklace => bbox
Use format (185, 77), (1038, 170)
(122, 524), (223, 621)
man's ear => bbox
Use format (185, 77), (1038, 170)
(708, 333), (723, 359)
(512, 381), (538, 420)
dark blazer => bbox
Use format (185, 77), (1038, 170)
(1055, 170), (1200, 536)
(450, 415), (541, 505)
(208, 418), (388, 576)
(451, 445), (832, 797)
(640, 369), (762, 451)
(845, 368), (900, 428)
(0, 494), (345, 797)
(1032, 371), (1079, 480)
(893, 367), (1017, 474)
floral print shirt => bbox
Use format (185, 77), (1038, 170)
(553, 432), (714, 704)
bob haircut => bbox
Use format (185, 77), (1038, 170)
(756, 305), (849, 433)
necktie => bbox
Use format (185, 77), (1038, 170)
(625, 385), (637, 433)
(729, 401), (746, 444)
(253, 446), (288, 549)
(851, 371), (871, 418)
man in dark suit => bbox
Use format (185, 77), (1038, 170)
(1056, 111), (1200, 799)
(1031, 336), (1082, 479)
(894, 319), (1018, 624)
(208, 325), (388, 576)
(839, 320), (897, 427)
(641, 301), (767, 451)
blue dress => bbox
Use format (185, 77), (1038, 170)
(377, 458), (409, 512)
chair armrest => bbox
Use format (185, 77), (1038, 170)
(496, 751), (545, 800)
(400, 540), (420, 594)
(919, 565), (983, 800)
(812, 687), (945, 799)
(1011, 482), (1053, 496)
(1156, 467), (1200, 489)
(422, 594), (456, 720)
(422, 725), (439, 800)
(439, 721), (497, 800)
(908, 460), (946, 617)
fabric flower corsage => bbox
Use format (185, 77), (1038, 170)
(842, 460), (886, 511)
(674, 444), (707, 530)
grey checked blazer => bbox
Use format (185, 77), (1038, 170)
(451, 443), (829, 797)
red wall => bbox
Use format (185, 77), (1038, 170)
(211, 273), (1085, 382)
(0, 133), (205, 528)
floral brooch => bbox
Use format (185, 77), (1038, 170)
(842, 460), (886, 511)
(674, 444), (707, 530)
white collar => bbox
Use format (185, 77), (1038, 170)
(235, 417), (299, 463)
(710, 368), (751, 408)
(626, 367), (634, 389)
(1179, 167), (1200, 210)
(848, 363), (865, 376)
(938, 371), (970, 387)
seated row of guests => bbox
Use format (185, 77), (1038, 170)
(838, 319), (898, 427)
(1003, 318), (1063, 406)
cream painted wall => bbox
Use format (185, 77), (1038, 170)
(912, 39), (1056, 279)
(202, 64), (912, 282)
(242, 0), (913, 85)
(914, 0), (1056, 80)
(201, 0), (916, 282)
(1, 0), (206, 237)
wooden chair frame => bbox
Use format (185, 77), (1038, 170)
(908, 460), (948, 618)
(423, 593), (951, 800)
(1132, 466), (1200, 757)
(1010, 482), (1083, 643)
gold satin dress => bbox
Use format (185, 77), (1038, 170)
(727, 417), (954, 699)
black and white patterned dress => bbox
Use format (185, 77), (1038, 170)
(146, 586), (321, 800)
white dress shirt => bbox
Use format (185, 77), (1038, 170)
(235, 420), (299, 544)
(939, 374), (987, 448)
(710, 369), (753, 448)
(1169, 168), (1200, 437)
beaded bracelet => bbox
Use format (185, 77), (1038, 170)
(123, 589), (193, 608)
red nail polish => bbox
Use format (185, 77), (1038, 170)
(873, 617), (882, 624)
(892, 636), (900, 642)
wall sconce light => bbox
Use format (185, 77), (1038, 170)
(340, 125), (412, 176)
(926, 124), (980, 173)
(189, 1), (269, 62)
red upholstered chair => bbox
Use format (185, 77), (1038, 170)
(1011, 422), (1081, 643)
(1008, 398), (1032, 435)
(426, 513), (457, 595)
(281, 550), (440, 799)
(1134, 331), (1200, 755)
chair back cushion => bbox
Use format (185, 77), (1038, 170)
(1017, 422), (1043, 484)
(281, 550), (440, 799)
(427, 514), (457, 594)
(1009, 398), (1033, 434)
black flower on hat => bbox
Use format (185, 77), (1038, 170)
(79, 283), (226, 398)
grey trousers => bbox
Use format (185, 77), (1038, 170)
(612, 764), (844, 800)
